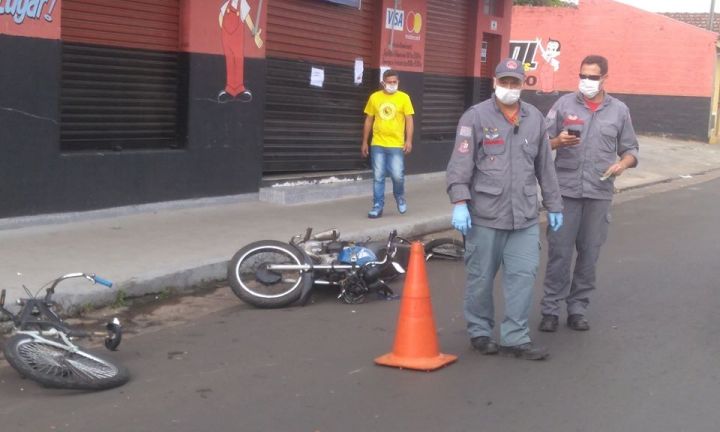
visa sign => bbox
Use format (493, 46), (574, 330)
(385, 8), (404, 31)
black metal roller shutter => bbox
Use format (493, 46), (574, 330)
(421, 0), (473, 150)
(263, 0), (379, 174)
(60, 0), (181, 152)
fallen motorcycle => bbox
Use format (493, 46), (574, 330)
(227, 228), (409, 308)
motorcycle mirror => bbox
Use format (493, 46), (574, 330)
(391, 262), (406, 274)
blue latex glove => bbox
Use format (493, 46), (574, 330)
(548, 212), (563, 232)
(452, 203), (472, 236)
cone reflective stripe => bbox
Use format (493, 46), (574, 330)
(374, 241), (457, 371)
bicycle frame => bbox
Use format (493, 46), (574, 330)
(1, 273), (121, 348)
(1, 273), (101, 330)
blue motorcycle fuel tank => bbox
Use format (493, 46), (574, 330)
(338, 246), (377, 266)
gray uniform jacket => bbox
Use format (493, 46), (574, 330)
(546, 92), (639, 200)
(446, 97), (563, 231)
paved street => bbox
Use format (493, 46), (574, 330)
(2, 175), (720, 431)
(1, 136), (719, 316)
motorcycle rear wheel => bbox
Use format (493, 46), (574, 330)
(228, 240), (312, 308)
(3, 334), (129, 390)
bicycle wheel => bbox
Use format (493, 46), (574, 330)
(3, 334), (130, 390)
(424, 238), (465, 261)
(227, 240), (312, 308)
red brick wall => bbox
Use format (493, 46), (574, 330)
(510, 0), (717, 97)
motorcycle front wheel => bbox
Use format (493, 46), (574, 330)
(3, 335), (130, 390)
(227, 240), (312, 308)
(424, 238), (465, 261)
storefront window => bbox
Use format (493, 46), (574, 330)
(324, 0), (362, 7)
(483, 0), (504, 17)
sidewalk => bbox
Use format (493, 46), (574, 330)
(1, 135), (720, 313)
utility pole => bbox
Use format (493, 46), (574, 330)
(710, 0), (716, 32)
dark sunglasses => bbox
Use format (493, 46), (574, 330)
(579, 74), (603, 81)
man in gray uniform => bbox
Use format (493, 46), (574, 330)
(539, 55), (639, 332)
(447, 58), (563, 360)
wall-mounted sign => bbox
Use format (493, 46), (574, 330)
(0, 0), (58, 25)
(310, 67), (325, 88)
(324, 0), (361, 8)
(510, 37), (562, 94)
(378, 0), (426, 72)
(490, 20), (498, 31)
(354, 58), (364, 84)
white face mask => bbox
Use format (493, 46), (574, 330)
(384, 83), (398, 94)
(579, 79), (601, 98)
(495, 85), (521, 105)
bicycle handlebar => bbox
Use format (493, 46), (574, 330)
(44, 273), (114, 301)
(93, 276), (113, 288)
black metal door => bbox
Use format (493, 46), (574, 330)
(421, 0), (473, 155)
(262, 0), (378, 173)
(60, 0), (181, 152)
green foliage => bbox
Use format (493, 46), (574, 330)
(157, 287), (177, 301)
(80, 302), (94, 316)
(112, 289), (128, 309)
(513, 0), (576, 6)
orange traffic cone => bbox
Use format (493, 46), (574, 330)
(374, 241), (457, 371)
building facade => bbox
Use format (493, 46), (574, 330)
(510, 0), (718, 142)
(0, 0), (512, 218)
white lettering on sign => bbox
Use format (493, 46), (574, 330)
(0, 0), (55, 25)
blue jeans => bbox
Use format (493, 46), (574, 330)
(463, 224), (540, 346)
(370, 146), (405, 208)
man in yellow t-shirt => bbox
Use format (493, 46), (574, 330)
(361, 69), (415, 218)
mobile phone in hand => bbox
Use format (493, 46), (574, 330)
(567, 129), (581, 138)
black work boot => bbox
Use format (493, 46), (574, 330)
(470, 336), (499, 355)
(499, 343), (549, 360)
(567, 314), (590, 331)
(539, 314), (559, 332)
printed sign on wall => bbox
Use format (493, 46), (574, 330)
(0, 0), (60, 39)
(378, 0), (426, 73)
(510, 37), (562, 94)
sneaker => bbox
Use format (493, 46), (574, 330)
(470, 336), (498, 355)
(499, 342), (549, 361)
(217, 91), (232, 103)
(396, 197), (407, 214)
(567, 314), (590, 331)
(237, 90), (253, 103)
(538, 314), (559, 332)
(368, 205), (383, 219)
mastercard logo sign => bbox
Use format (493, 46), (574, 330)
(406, 11), (422, 34)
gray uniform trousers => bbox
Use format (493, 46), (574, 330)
(464, 223), (540, 347)
(541, 197), (611, 317)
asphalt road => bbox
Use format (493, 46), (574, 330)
(2, 176), (720, 432)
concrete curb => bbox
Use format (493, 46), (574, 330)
(6, 156), (720, 318)
(614, 167), (720, 194)
(91, 168), (720, 313)
(44, 215), (454, 315)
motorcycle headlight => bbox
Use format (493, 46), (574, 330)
(362, 264), (382, 283)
